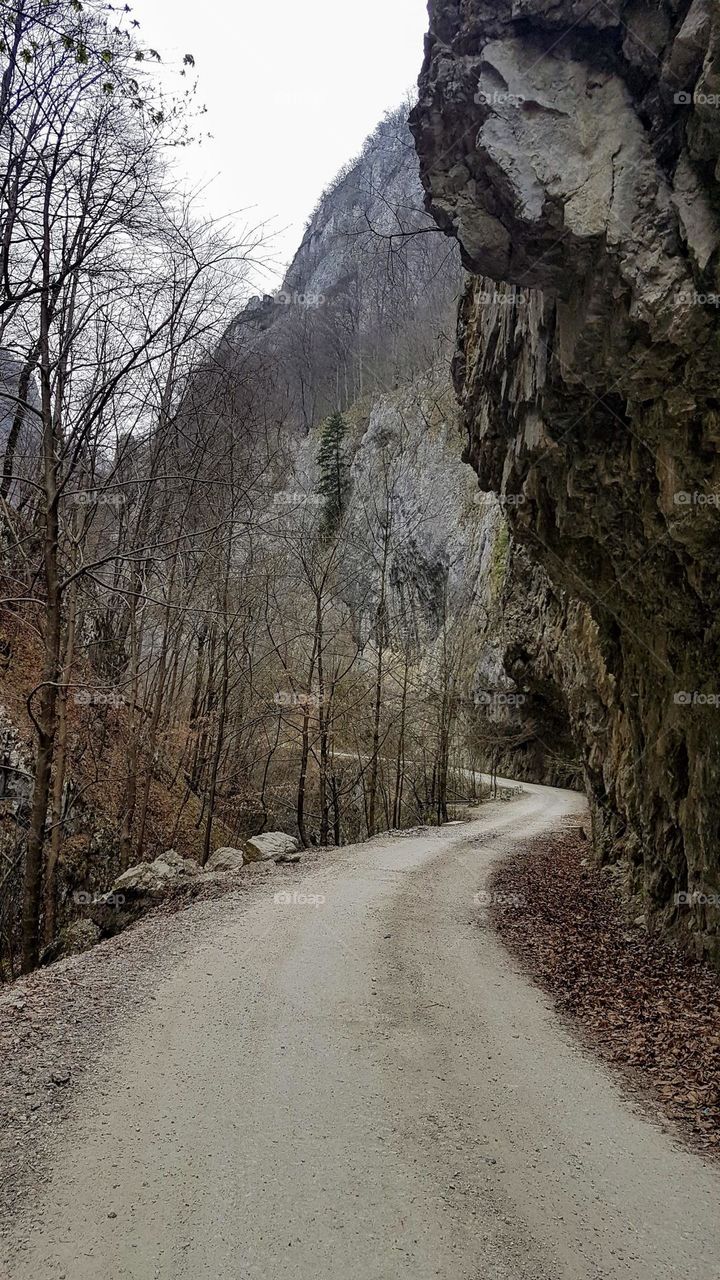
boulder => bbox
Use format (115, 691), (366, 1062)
(91, 849), (201, 935)
(206, 846), (246, 873)
(112, 849), (200, 892)
(244, 832), (300, 863)
(151, 848), (202, 878)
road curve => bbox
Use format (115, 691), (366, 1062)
(5, 782), (720, 1280)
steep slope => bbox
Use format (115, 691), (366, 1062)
(412, 0), (720, 958)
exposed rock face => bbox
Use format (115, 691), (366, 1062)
(226, 108), (463, 439)
(412, 0), (720, 958)
(236, 109), (581, 788)
(0, 349), (40, 507)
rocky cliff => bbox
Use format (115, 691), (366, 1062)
(412, 0), (720, 958)
(224, 112), (506, 674)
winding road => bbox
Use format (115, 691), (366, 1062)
(5, 781), (720, 1279)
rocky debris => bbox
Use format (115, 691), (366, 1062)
(490, 828), (720, 1153)
(114, 848), (201, 889)
(90, 849), (202, 936)
(49, 841), (301, 952)
(205, 846), (246, 873)
(412, 0), (720, 961)
(244, 832), (300, 863)
(40, 920), (101, 966)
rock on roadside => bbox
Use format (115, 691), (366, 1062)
(205, 847), (246, 873)
(65, 840), (302, 945)
(90, 849), (203, 936)
(243, 832), (300, 863)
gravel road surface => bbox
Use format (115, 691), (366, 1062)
(4, 782), (720, 1280)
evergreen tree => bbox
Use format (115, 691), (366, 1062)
(317, 411), (350, 532)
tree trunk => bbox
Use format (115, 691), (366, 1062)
(43, 582), (77, 944)
(316, 600), (330, 847)
(367, 641), (384, 837)
(135, 565), (177, 859)
(296, 709), (311, 848)
(119, 600), (142, 870)
(367, 520), (391, 837)
(202, 623), (230, 866)
(21, 232), (61, 972)
(331, 772), (341, 846)
(392, 646), (410, 828)
(258, 717), (282, 834)
(192, 623), (217, 794)
(296, 646), (317, 848)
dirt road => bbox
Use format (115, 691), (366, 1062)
(4, 782), (720, 1279)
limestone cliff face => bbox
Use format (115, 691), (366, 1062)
(225, 110), (495, 642)
(412, 0), (720, 958)
(227, 108), (464, 439)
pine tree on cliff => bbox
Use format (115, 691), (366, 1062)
(317, 411), (350, 532)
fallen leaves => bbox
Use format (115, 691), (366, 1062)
(489, 827), (720, 1154)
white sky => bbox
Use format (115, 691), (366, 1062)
(138, 0), (430, 287)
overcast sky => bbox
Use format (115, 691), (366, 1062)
(139, 0), (429, 287)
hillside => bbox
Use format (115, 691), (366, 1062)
(0, 105), (540, 976)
